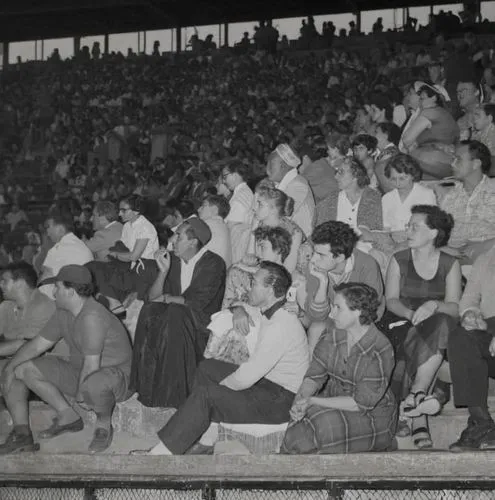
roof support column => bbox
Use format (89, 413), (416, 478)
(355, 11), (361, 34)
(104, 34), (109, 55)
(1, 42), (9, 68)
(176, 26), (181, 53)
(74, 36), (81, 56)
(224, 23), (229, 47)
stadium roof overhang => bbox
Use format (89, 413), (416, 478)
(1, 0), (458, 43)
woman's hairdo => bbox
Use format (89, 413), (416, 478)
(334, 282), (380, 325)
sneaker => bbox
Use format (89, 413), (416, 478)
(88, 426), (113, 453)
(0, 430), (40, 455)
(450, 419), (495, 452)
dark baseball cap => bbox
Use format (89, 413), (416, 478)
(43, 265), (93, 286)
(185, 217), (212, 246)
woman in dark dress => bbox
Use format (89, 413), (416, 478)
(383, 204), (461, 448)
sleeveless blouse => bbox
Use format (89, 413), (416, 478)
(395, 249), (456, 311)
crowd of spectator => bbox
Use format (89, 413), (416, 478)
(1, 16), (495, 457)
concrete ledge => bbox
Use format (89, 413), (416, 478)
(2, 453), (495, 486)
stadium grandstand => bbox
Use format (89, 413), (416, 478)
(2, 0), (495, 499)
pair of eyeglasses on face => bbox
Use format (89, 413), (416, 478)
(119, 207), (131, 213)
(221, 172), (231, 180)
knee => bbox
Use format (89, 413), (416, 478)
(14, 361), (39, 383)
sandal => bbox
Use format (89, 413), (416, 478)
(404, 393), (442, 418)
(412, 426), (433, 450)
(402, 391), (426, 415)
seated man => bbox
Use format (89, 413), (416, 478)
(198, 194), (232, 268)
(130, 218), (226, 409)
(39, 213), (94, 298)
(266, 144), (316, 238)
(0, 265), (132, 454)
(0, 263), (56, 373)
(133, 261), (309, 455)
(85, 201), (123, 262)
(441, 140), (495, 264)
(305, 221), (384, 352)
(448, 245), (495, 451)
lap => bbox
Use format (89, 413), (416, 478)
(31, 356), (79, 396)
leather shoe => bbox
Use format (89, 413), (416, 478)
(39, 417), (84, 439)
(185, 442), (214, 455)
(88, 426), (113, 453)
(0, 430), (40, 454)
(450, 419), (495, 452)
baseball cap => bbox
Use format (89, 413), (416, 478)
(185, 217), (212, 246)
(43, 265), (93, 286)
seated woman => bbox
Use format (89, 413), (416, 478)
(360, 154), (437, 275)
(351, 134), (378, 189)
(374, 122), (402, 193)
(367, 93), (393, 136)
(281, 282), (396, 454)
(383, 205), (461, 448)
(87, 194), (159, 315)
(316, 157), (382, 239)
(401, 83), (459, 180)
(248, 183), (305, 274)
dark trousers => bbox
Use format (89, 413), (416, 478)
(157, 359), (295, 454)
(448, 317), (495, 408)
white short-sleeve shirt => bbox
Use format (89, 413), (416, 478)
(121, 215), (159, 261)
(225, 182), (254, 224)
(382, 183), (437, 231)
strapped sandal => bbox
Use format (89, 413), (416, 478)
(412, 426), (433, 450)
(404, 393), (442, 418)
(402, 391), (426, 416)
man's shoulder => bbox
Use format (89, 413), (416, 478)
(288, 174), (310, 189)
(199, 250), (226, 270)
(30, 290), (57, 313)
(353, 249), (380, 269)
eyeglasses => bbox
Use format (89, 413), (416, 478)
(221, 172), (231, 180)
(119, 207), (131, 213)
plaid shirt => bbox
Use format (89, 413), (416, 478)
(441, 176), (495, 248)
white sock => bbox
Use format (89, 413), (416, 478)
(150, 441), (172, 455)
(199, 423), (219, 446)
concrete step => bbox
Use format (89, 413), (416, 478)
(0, 393), (175, 439)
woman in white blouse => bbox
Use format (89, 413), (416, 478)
(88, 194), (159, 316)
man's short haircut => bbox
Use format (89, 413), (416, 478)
(62, 281), (95, 298)
(376, 122), (402, 146)
(164, 199), (196, 219)
(326, 132), (351, 156)
(385, 153), (423, 182)
(254, 226), (292, 262)
(259, 261), (292, 299)
(94, 201), (118, 223)
(226, 159), (250, 181)
(411, 204), (454, 248)
(203, 194), (230, 219)
(311, 221), (359, 259)
(120, 194), (144, 213)
(1, 262), (38, 289)
(462, 140), (492, 174)
(183, 221), (204, 250)
(334, 282), (380, 325)
(45, 213), (74, 233)
(352, 134), (378, 152)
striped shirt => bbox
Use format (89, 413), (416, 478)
(440, 176), (495, 248)
(226, 182), (254, 224)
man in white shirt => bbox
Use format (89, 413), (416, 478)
(39, 214), (93, 298)
(198, 195), (232, 268)
(137, 261), (309, 455)
(266, 144), (315, 238)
